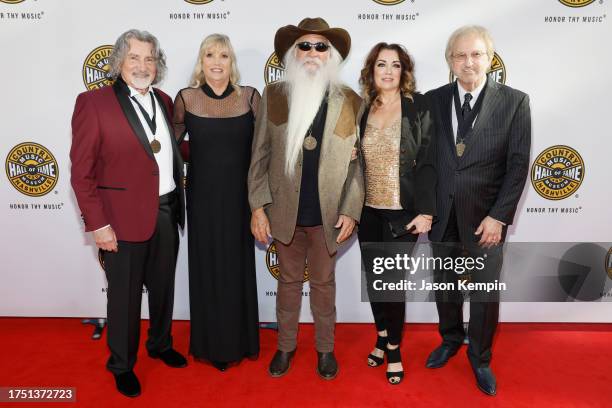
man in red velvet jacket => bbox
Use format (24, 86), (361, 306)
(70, 29), (186, 398)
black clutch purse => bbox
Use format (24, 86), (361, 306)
(382, 209), (416, 238)
(388, 220), (416, 238)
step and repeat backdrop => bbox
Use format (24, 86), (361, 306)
(1, 0), (611, 322)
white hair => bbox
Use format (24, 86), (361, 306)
(109, 29), (167, 84)
(282, 43), (343, 176)
(445, 25), (495, 69)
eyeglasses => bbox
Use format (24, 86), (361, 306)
(295, 42), (330, 53)
(451, 51), (488, 62)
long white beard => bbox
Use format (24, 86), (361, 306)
(283, 48), (342, 176)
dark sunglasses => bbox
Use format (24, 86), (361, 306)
(295, 41), (330, 53)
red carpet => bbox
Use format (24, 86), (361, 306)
(0, 318), (610, 407)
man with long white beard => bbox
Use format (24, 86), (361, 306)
(248, 17), (364, 380)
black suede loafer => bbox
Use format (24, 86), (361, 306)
(148, 348), (188, 368)
(113, 371), (141, 398)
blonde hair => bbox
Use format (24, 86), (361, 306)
(189, 33), (241, 94)
(445, 25), (494, 69)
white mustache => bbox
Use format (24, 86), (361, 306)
(301, 57), (323, 67)
(131, 71), (151, 78)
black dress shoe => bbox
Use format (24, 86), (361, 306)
(471, 366), (497, 396)
(148, 348), (188, 368)
(317, 352), (338, 380)
(211, 361), (229, 371)
(113, 371), (141, 398)
(268, 349), (295, 377)
(425, 344), (459, 368)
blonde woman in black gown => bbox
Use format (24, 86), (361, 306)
(173, 34), (260, 371)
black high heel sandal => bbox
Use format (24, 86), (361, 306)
(386, 346), (404, 385)
(367, 335), (387, 367)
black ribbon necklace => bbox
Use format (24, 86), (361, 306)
(131, 92), (161, 153)
(452, 82), (486, 157)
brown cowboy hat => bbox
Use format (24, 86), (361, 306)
(274, 17), (351, 63)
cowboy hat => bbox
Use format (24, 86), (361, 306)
(274, 17), (351, 63)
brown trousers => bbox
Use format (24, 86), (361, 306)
(274, 225), (336, 353)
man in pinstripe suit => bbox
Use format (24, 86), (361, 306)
(425, 26), (531, 396)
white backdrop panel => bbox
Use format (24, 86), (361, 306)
(1, 0), (611, 322)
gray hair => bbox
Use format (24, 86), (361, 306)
(108, 29), (167, 84)
(445, 25), (494, 68)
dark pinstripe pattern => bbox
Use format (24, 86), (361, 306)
(427, 77), (531, 243)
(426, 77), (532, 368)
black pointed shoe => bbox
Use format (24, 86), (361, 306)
(425, 344), (459, 368)
(317, 352), (338, 380)
(472, 366), (497, 396)
(268, 349), (295, 377)
(148, 348), (188, 368)
(113, 371), (141, 398)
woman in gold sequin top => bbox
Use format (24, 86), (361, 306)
(357, 42), (437, 385)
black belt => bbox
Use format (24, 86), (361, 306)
(159, 189), (177, 205)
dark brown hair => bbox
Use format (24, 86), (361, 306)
(359, 42), (416, 105)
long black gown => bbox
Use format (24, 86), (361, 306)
(174, 83), (260, 363)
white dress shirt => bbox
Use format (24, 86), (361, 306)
(128, 84), (176, 196)
(451, 79), (487, 140)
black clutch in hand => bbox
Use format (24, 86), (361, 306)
(388, 221), (416, 238)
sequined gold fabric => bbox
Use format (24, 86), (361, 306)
(362, 119), (402, 209)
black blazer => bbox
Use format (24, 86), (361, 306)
(426, 77), (531, 243)
(359, 93), (437, 218)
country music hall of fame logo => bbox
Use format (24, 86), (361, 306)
(82, 45), (114, 90)
(5, 142), (59, 197)
(558, 0), (596, 7)
(530, 145), (584, 200)
(0, 0), (25, 3)
(371, 0), (406, 4)
(449, 52), (506, 85)
(266, 243), (309, 282)
(264, 52), (285, 85)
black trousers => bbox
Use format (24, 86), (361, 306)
(433, 203), (502, 368)
(358, 206), (417, 346)
(103, 192), (179, 374)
